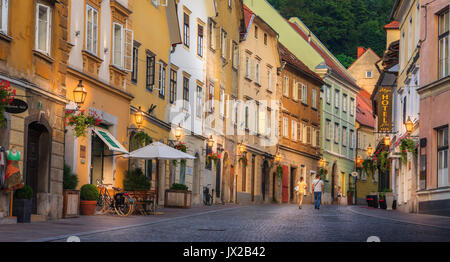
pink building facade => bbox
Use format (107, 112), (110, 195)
(417, 0), (450, 216)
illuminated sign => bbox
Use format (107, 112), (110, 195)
(377, 87), (393, 132)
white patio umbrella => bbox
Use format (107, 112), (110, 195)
(123, 142), (196, 207)
(124, 142), (196, 160)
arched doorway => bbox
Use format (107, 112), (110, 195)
(331, 163), (338, 203)
(193, 153), (200, 205)
(221, 152), (230, 203)
(262, 160), (270, 202)
(25, 121), (51, 214)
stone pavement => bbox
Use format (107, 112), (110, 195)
(1, 204), (450, 242)
(0, 204), (241, 242)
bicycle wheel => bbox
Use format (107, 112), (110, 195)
(95, 194), (107, 215)
(114, 195), (134, 217)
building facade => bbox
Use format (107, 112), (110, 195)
(416, 0), (450, 216)
(277, 44), (324, 205)
(0, 0), (69, 220)
(234, 5), (281, 204)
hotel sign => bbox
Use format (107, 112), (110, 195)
(377, 87), (393, 132)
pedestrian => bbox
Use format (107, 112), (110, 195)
(296, 177), (307, 209)
(312, 174), (324, 210)
(337, 186), (342, 208)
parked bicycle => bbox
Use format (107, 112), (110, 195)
(203, 184), (214, 206)
(96, 179), (134, 217)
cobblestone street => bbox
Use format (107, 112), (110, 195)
(37, 204), (450, 242)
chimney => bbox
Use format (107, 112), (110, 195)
(357, 47), (366, 58)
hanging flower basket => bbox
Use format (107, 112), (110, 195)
(173, 142), (188, 166)
(65, 109), (102, 137)
(238, 155), (248, 167)
(131, 131), (152, 150)
(0, 80), (16, 128)
(319, 168), (328, 178)
(396, 136), (417, 164)
(206, 152), (221, 166)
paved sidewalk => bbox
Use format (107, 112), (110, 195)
(347, 205), (450, 230)
(0, 204), (242, 242)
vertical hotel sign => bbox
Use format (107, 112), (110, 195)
(377, 87), (393, 132)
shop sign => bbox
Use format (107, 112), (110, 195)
(4, 99), (28, 114)
(377, 87), (393, 132)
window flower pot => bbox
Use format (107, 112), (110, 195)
(80, 200), (97, 216)
(12, 199), (32, 223)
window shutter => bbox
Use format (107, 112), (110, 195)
(124, 28), (134, 72)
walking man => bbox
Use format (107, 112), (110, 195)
(296, 177), (307, 209)
(312, 174), (324, 210)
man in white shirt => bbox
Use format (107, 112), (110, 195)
(312, 174), (325, 210)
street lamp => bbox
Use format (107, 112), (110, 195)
(384, 135), (391, 147)
(366, 144), (374, 157)
(207, 135), (214, 148)
(238, 143), (246, 154)
(357, 155), (363, 167)
(175, 124), (183, 140)
(405, 116), (414, 134)
(135, 107), (144, 128)
(319, 158), (327, 168)
(73, 80), (87, 106)
(274, 153), (281, 163)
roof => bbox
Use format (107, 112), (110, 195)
(356, 89), (375, 129)
(384, 21), (400, 30)
(241, 4), (278, 41)
(288, 20), (358, 88)
(348, 47), (381, 70)
(278, 43), (325, 85)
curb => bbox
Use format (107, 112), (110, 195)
(28, 206), (245, 242)
(347, 206), (450, 230)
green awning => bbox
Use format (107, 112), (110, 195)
(93, 128), (129, 154)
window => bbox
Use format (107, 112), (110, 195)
(325, 120), (331, 140)
(196, 86), (202, 119)
(146, 53), (156, 91)
(183, 12), (190, 48)
(0, 0), (9, 34)
(312, 89), (317, 109)
(169, 69), (177, 104)
(334, 123), (340, 143)
(408, 16), (413, 59)
(208, 83), (214, 112)
(342, 127), (348, 147)
(366, 71), (372, 78)
(205, 145), (212, 170)
(291, 120), (297, 141)
(180, 161), (186, 185)
(219, 88), (225, 117)
(254, 26), (258, 39)
(228, 0), (232, 8)
(232, 42), (239, 69)
(267, 68), (272, 91)
(264, 33), (267, 45)
(316, 130), (320, 148)
(266, 109), (271, 136)
(183, 77), (189, 110)
(283, 117), (288, 138)
(438, 11), (449, 79)
(112, 22), (124, 67)
(245, 104), (249, 130)
(36, 4), (52, 55)
(255, 104), (260, 134)
(343, 94), (348, 112)
(301, 84), (307, 104)
(306, 126), (311, 144)
(221, 29), (227, 59)
(402, 96), (407, 124)
(197, 24), (203, 57)
(255, 62), (260, 84)
(350, 130), (355, 150)
(283, 76), (289, 97)
(245, 57), (250, 78)
(86, 4), (99, 55)
(335, 90), (340, 108)
(326, 86), (331, 104)
(437, 126), (448, 188)
(208, 19), (216, 50)
(350, 98), (355, 116)
(312, 128), (317, 147)
(158, 63), (166, 98)
(293, 82), (299, 101)
(299, 122), (304, 142)
(131, 45), (139, 83)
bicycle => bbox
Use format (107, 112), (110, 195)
(203, 184), (214, 206)
(96, 179), (134, 217)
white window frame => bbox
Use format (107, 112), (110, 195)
(283, 76), (289, 97)
(291, 120), (297, 141)
(335, 90), (340, 108)
(255, 61), (260, 84)
(85, 4), (99, 55)
(293, 82), (299, 101)
(343, 94), (348, 112)
(0, 0), (9, 34)
(312, 89), (317, 109)
(267, 68), (272, 91)
(326, 86), (331, 104)
(366, 71), (372, 78)
(196, 86), (203, 119)
(302, 84), (307, 104)
(325, 120), (331, 140)
(112, 22), (124, 68)
(350, 98), (355, 116)
(35, 3), (52, 55)
(283, 117), (288, 138)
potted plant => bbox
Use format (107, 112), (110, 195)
(80, 184), (99, 216)
(0, 80), (16, 127)
(62, 164), (80, 218)
(206, 152), (221, 166)
(397, 137), (418, 164)
(383, 189), (394, 211)
(165, 183), (192, 209)
(13, 185), (33, 223)
(238, 155), (248, 167)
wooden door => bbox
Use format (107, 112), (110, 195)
(282, 165), (289, 203)
(26, 128), (40, 214)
